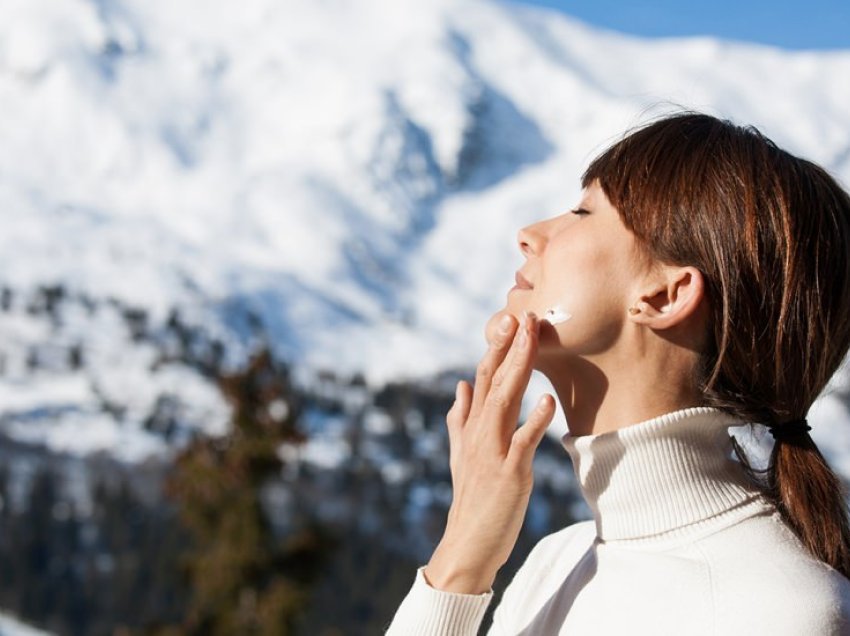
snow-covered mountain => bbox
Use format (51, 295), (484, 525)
(2, 0), (850, 466)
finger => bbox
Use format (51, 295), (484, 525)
(457, 380), (473, 422)
(447, 380), (472, 433)
(484, 310), (513, 347)
(506, 393), (556, 472)
(489, 312), (533, 394)
(469, 314), (517, 420)
(483, 312), (539, 427)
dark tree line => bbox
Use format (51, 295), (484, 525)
(0, 466), (188, 635)
(0, 348), (333, 636)
(0, 347), (581, 635)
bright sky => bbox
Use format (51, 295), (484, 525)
(514, 0), (850, 50)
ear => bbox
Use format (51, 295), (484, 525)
(629, 266), (704, 330)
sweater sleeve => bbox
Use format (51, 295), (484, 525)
(383, 566), (494, 635)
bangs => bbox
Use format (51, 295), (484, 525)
(579, 113), (739, 266)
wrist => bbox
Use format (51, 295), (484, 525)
(424, 551), (498, 595)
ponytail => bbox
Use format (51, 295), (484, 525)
(770, 436), (850, 578)
(732, 427), (850, 578)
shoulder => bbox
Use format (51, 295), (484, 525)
(523, 520), (597, 565)
(490, 521), (596, 631)
(698, 509), (850, 634)
(513, 519), (597, 585)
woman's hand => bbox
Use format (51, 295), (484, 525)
(423, 310), (557, 594)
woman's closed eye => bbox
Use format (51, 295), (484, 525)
(570, 207), (591, 216)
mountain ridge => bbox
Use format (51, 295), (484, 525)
(2, 0), (850, 465)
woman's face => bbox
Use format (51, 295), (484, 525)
(493, 180), (649, 361)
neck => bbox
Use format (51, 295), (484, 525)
(560, 406), (769, 541)
(540, 348), (704, 437)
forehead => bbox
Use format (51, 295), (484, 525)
(580, 180), (615, 212)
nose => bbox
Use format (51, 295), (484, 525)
(517, 221), (545, 257)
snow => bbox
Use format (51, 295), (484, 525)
(0, 611), (53, 636)
(0, 0), (849, 471)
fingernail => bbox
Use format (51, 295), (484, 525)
(499, 315), (513, 334)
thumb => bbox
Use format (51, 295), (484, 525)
(506, 394), (556, 471)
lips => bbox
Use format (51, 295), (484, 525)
(514, 271), (534, 289)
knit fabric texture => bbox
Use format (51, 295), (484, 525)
(384, 406), (850, 635)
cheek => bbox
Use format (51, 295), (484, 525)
(538, 247), (611, 311)
(537, 250), (631, 353)
(539, 302), (624, 356)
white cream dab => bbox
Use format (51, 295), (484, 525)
(542, 305), (572, 325)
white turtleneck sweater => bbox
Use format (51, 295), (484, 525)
(384, 407), (850, 635)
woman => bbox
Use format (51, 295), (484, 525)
(385, 112), (850, 635)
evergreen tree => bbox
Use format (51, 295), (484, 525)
(163, 348), (331, 636)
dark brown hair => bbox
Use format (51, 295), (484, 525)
(583, 111), (850, 578)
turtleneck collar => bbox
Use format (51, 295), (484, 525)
(560, 406), (771, 542)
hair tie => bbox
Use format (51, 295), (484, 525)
(766, 418), (811, 441)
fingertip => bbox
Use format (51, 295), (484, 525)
(456, 380), (471, 402)
(536, 393), (554, 412)
(486, 311), (516, 347)
(498, 313), (515, 334)
(530, 396), (556, 436)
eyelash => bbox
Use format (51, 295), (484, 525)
(570, 208), (590, 216)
